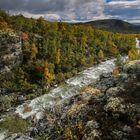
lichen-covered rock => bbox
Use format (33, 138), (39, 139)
(84, 129), (102, 140)
(0, 30), (22, 75)
(106, 87), (124, 97)
(123, 60), (140, 74)
(104, 97), (126, 113)
(84, 120), (100, 136)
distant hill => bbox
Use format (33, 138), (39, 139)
(81, 19), (140, 34)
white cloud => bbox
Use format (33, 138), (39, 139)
(104, 0), (140, 23)
(1, 0), (140, 23)
(45, 13), (61, 21)
(107, 0), (140, 9)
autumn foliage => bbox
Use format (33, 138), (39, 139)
(56, 48), (61, 65)
(21, 32), (28, 40)
(44, 61), (55, 82)
(128, 50), (136, 58)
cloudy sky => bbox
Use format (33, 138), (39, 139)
(0, 0), (140, 24)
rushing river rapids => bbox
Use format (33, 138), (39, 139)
(15, 59), (116, 119)
(0, 130), (7, 140)
(136, 38), (140, 49)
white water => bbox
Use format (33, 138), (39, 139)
(136, 38), (140, 49)
(16, 59), (116, 119)
(0, 131), (7, 140)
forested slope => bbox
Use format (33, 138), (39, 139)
(82, 19), (140, 34)
(0, 10), (139, 97)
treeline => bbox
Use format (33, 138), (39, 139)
(0, 10), (138, 89)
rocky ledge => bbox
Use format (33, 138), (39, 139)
(2, 60), (140, 140)
(0, 30), (22, 72)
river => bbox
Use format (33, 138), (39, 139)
(15, 59), (116, 119)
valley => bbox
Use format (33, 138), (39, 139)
(0, 10), (140, 140)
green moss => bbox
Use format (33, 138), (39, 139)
(0, 116), (29, 134)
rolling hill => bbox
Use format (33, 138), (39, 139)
(81, 19), (140, 34)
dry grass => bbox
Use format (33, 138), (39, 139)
(67, 104), (85, 116)
(81, 86), (101, 96)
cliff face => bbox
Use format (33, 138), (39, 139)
(0, 30), (22, 74)
(25, 60), (140, 140)
(0, 30), (23, 112)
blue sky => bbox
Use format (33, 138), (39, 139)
(0, 0), (140, 24)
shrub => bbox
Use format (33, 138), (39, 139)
(56, 72), (65, 83)
(0, 96), (16, 112)
(114, 54), (124, 67)
(36, 135), (46, 140)
(64, 127), (73, 140)
(1, 81), (17, 92)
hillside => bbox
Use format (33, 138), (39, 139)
(82, 19), (140, 34)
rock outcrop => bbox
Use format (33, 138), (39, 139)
(0, 30), (22, 98)
(0, 30), (22, 74)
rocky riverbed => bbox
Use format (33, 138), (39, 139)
(1, 60), (139, 140)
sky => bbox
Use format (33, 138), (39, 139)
(0, 0), (140, 24)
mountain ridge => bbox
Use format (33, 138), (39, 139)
(77, 19), (140, 34)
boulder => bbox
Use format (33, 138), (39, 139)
(100, 73), (111, 79)
(123, 60), (140, 74)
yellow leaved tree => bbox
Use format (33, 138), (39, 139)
(128, 50), (136, 59)
(56, 48), (61, 65)
(44, 61), (55, 82)
(31, 43), (38, 60)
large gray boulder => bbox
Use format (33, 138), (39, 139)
(123, 60), (140, 74)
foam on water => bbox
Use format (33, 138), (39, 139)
(136, 38), (140, 49)
(0, 131), (7, 140)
